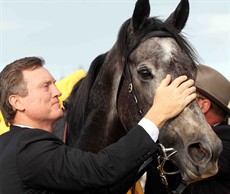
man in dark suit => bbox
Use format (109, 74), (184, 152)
(183, 64), (230, 194)
(0, 56), (196, 194)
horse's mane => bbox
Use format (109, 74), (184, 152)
(66, 16), (199, 138)
(66, 52), (107, 134)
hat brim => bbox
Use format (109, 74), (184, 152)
(197, 87), (230, 115)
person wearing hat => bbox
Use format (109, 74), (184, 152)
(183, 64), (230, 194)
(195, 64), (230, 125)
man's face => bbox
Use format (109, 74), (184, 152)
(19, 67), (63, 126)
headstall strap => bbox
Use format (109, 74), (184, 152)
(125, 61), (143, 116)
(157, 143), (189, 194)
(124, 30), (171, 117)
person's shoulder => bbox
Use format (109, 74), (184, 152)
(0, 126), (58, 153)
(8, 126), (65, 158)
(213, 122), (230, 130)
(213, 123), (230, 141)
(9, 125), (63, 144)
(0, 125), (23, 139)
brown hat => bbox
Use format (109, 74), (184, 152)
(196, 64), (230, 115)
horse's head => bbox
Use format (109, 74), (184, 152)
(65, 0), (222, 190)
(115, 0), (222, 185)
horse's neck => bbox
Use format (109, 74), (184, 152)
(78, 113), (126, 152)
(77, 50), (127, 152)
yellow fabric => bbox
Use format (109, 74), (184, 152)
(0, 112), (8, 135)
(56, 69), (86, 105)
(127, 180), (144, 194)
(0, 69), (86, 135)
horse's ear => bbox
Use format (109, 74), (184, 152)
(164, 0), (189, 32)
(131, 0), (150, 32)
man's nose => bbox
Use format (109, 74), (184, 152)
(53, 85), (62, 97)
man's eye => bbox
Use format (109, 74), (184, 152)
(43, 84), (49, 89)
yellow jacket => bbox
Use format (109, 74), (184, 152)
(0, 69), (86, 135)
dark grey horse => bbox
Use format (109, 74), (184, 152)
(54, 0), (222, 193)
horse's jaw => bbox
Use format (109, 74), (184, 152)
(158, 101), (223, 184)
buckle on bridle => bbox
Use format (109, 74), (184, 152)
(157, 144), (179, 186)
(157, 143), (189, 194)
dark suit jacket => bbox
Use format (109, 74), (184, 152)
(0, 125), (159, 194)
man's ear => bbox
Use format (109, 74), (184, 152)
(200, 99), (212, 114)
(8, 95), (25, 111)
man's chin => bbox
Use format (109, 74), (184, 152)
(54, 109), (64, 120)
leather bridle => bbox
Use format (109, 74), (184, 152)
(123, 30), (190, 194)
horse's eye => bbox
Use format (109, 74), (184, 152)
(137, 67), (153, 80)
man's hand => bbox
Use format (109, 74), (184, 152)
(145, 74), (196, 129)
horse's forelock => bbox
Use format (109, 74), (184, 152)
(155, 37), (198, 79)
(117, 16), (200, 69)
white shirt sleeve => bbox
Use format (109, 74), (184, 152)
(138, 118), (159, 142)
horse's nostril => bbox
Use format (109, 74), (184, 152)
(188, 143), (209, 163)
